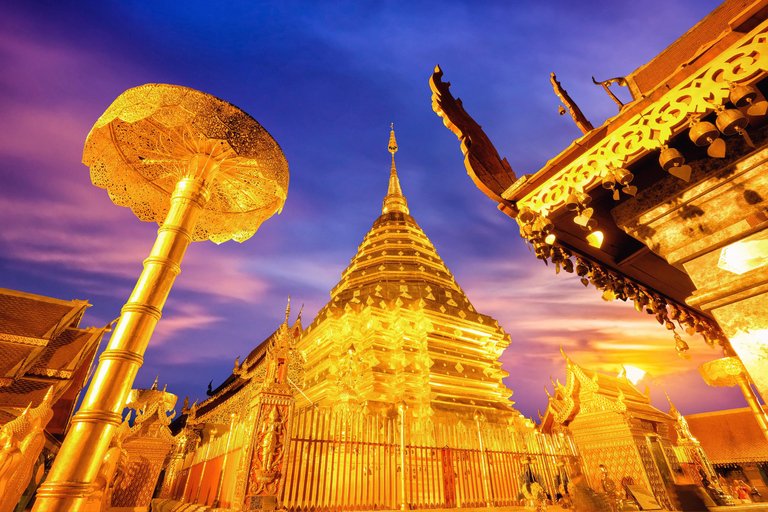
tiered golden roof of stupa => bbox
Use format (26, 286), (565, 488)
(297, 128), (519, 424)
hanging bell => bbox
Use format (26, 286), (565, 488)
(716, 107), (748, 135)
(517, 206), (537, 224)
(533, 216), (554, 235)
(613, 167), (634, 186)
(577, 192), (592, 207)
(565, 193), (581, 211)
(716, 107), (754, 148)
(659, 146), (691, 182)
(689, 119), (725, 158)
(729, 82), (768, 117)
(674, 332), (691, 361)
(601, 172), (616, 189)
(533, 239), (551, 260)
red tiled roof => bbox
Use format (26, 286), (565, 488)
(685, 407), (768, 463)
(0, 289), (85, 338)
(629, 0), (756, 95)
(31, 328), (96, 371)
(0, 379), (54, 408)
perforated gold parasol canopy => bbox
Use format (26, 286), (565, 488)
(83, 84), (289, 243)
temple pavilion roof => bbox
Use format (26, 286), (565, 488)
(0, 288), (107, 437)
(685, 407), (768, 464)
(540, 352), (672, 432)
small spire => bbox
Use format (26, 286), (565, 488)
(285, 295), (291, 323)
(382, 124), (409, 215)
(151, 375), (158, 390)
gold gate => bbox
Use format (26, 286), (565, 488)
(281, 408), (580, 511)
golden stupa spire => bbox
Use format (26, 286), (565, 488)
(382, 124), (409, 215)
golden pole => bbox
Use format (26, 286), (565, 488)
(35, 82), (288, 512)
(737, 375), (768, 442)
(35, 176), (210, 512)
(398, 401), (408, 511)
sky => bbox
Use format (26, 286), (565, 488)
(0, 0), (748, 420)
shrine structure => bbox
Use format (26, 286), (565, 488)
(540, 352), (720, 510)
(430, 0), (768, 443)
(153, 130), (582, 512)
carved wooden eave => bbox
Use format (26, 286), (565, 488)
(429, 65), (518, 215)
(508, 1), (768, 210)
(429, 2), (768, 357)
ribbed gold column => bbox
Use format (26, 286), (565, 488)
(34, 176), (210, 512)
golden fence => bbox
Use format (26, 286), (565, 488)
(281, 407), (580, 511)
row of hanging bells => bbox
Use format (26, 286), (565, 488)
(685, 82), (765, 163)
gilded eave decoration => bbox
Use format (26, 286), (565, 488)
(517, 19), (768, 214)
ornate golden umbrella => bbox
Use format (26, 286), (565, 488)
(34, 84), (288, 511)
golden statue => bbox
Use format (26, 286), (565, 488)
(34, 84), (289, 512)
(259, 406), (282, 474)
(0, 387), (54, 512)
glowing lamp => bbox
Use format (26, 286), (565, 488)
(717, 239), (768, 275)
(586, 230), (604, 248)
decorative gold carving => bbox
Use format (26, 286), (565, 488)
(519, 20), (768, 214)
(109, 386), (178, 508)
(698, 356), (746, 387)
(25, 367), (73, 379)
(84, 83), (289, 244)
(249, 405), (285, 495)
(0, 387), (54, 512)
(430, 65), (518, 207)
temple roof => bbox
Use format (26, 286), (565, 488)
(0, 288), (88, 340)
(685, 407), (768, 464)
(0, 288), (105, 438)
(541, 353), (671, 431)
(186, 307), (302, 424)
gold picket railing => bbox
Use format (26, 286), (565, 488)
(281, 408), (580, 511)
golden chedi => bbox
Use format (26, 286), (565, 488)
(296, 127), (520, 426)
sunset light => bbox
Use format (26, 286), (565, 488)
(621, 365), (646, 386)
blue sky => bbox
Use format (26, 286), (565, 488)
(0, 0), (746, 418)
